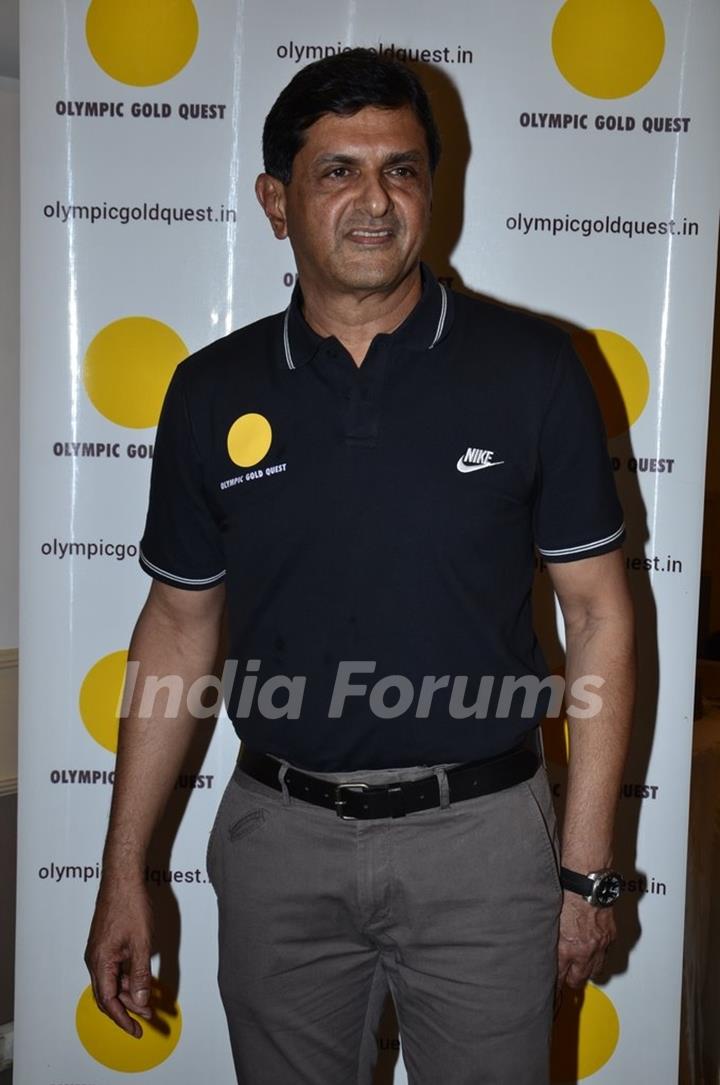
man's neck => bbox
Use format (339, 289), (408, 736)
(300, 267), (423, 366)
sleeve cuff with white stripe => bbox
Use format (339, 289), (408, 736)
(139, 547), (226, 590)
(536, 522), (625, 563)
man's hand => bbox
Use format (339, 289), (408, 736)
(556, 891), (615, 997)
(84, 879), (154, 1038)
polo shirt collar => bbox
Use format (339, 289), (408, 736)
(280, 262), (454, 371)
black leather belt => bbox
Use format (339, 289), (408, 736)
(234, 740), (540, 820)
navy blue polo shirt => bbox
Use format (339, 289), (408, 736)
(139, 265), (624, 770)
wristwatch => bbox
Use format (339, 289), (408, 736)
(560, 866), (624, 907)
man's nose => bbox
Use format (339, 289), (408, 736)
(357, 171), (393, 217)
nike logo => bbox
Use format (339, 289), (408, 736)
(457, 447), (505, 473)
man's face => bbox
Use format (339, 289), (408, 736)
(257, 105), (433, 297)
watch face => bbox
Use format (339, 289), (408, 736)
(593, 872), (623, 906)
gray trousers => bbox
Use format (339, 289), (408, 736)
(206, 753), (562, 1085)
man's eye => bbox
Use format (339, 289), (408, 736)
(389, 166), (415, 178)
(327, 167), (350, 178)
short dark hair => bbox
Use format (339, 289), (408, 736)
(262, 48), (441, 183)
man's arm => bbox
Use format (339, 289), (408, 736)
(84, 579), (225, 1037)
(547, 549), (635, 991)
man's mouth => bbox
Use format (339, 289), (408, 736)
(347, 228), (394, 244)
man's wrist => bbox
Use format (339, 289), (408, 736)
(101, 850), (147, 886)
(560, 865), (624, 907)
(560, 839), (614, 871)
(561, 857), (614, 876)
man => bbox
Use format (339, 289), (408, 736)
(85, 49), (634, 1084)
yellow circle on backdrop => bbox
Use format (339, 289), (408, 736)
(79, 650), (128, 754)
(227, 413), (273, 467)
(542, 716), (570, 768)
(551, 983), (620, 1080)
(573, 328), (650, 439)
(552, 0), (665, 99)
(76, 981), (182, 1072)
(83, 317), (187, 429)
(85, 0), (199, 87)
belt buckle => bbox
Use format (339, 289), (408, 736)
(334, 782), (370, 819)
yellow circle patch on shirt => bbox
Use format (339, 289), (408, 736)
(227, 413), (273, 467)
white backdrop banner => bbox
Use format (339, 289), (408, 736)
(16, 2), (720, 1082)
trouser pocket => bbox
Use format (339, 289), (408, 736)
(523, 768), (563, 897)
(206, 777), (267, 891)
(228, 808), (266, 841)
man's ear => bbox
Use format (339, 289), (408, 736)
(255, 173), (289, 239)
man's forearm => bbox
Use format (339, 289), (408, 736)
(102, 583), (224, 882)
(561, 609), (635, 871)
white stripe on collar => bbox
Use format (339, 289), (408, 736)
(283, 279), (448, 369)
(283, 306), (295, 370)
(429, 282), (448, 349)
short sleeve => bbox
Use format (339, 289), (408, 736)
(533, 336), (625, 563)
(139, 365), (226, 589)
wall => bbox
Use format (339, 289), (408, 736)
(0, 77), (19, 654)
(0, 68), (19, 1080)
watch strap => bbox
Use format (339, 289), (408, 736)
(560, 866), (595, 897)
